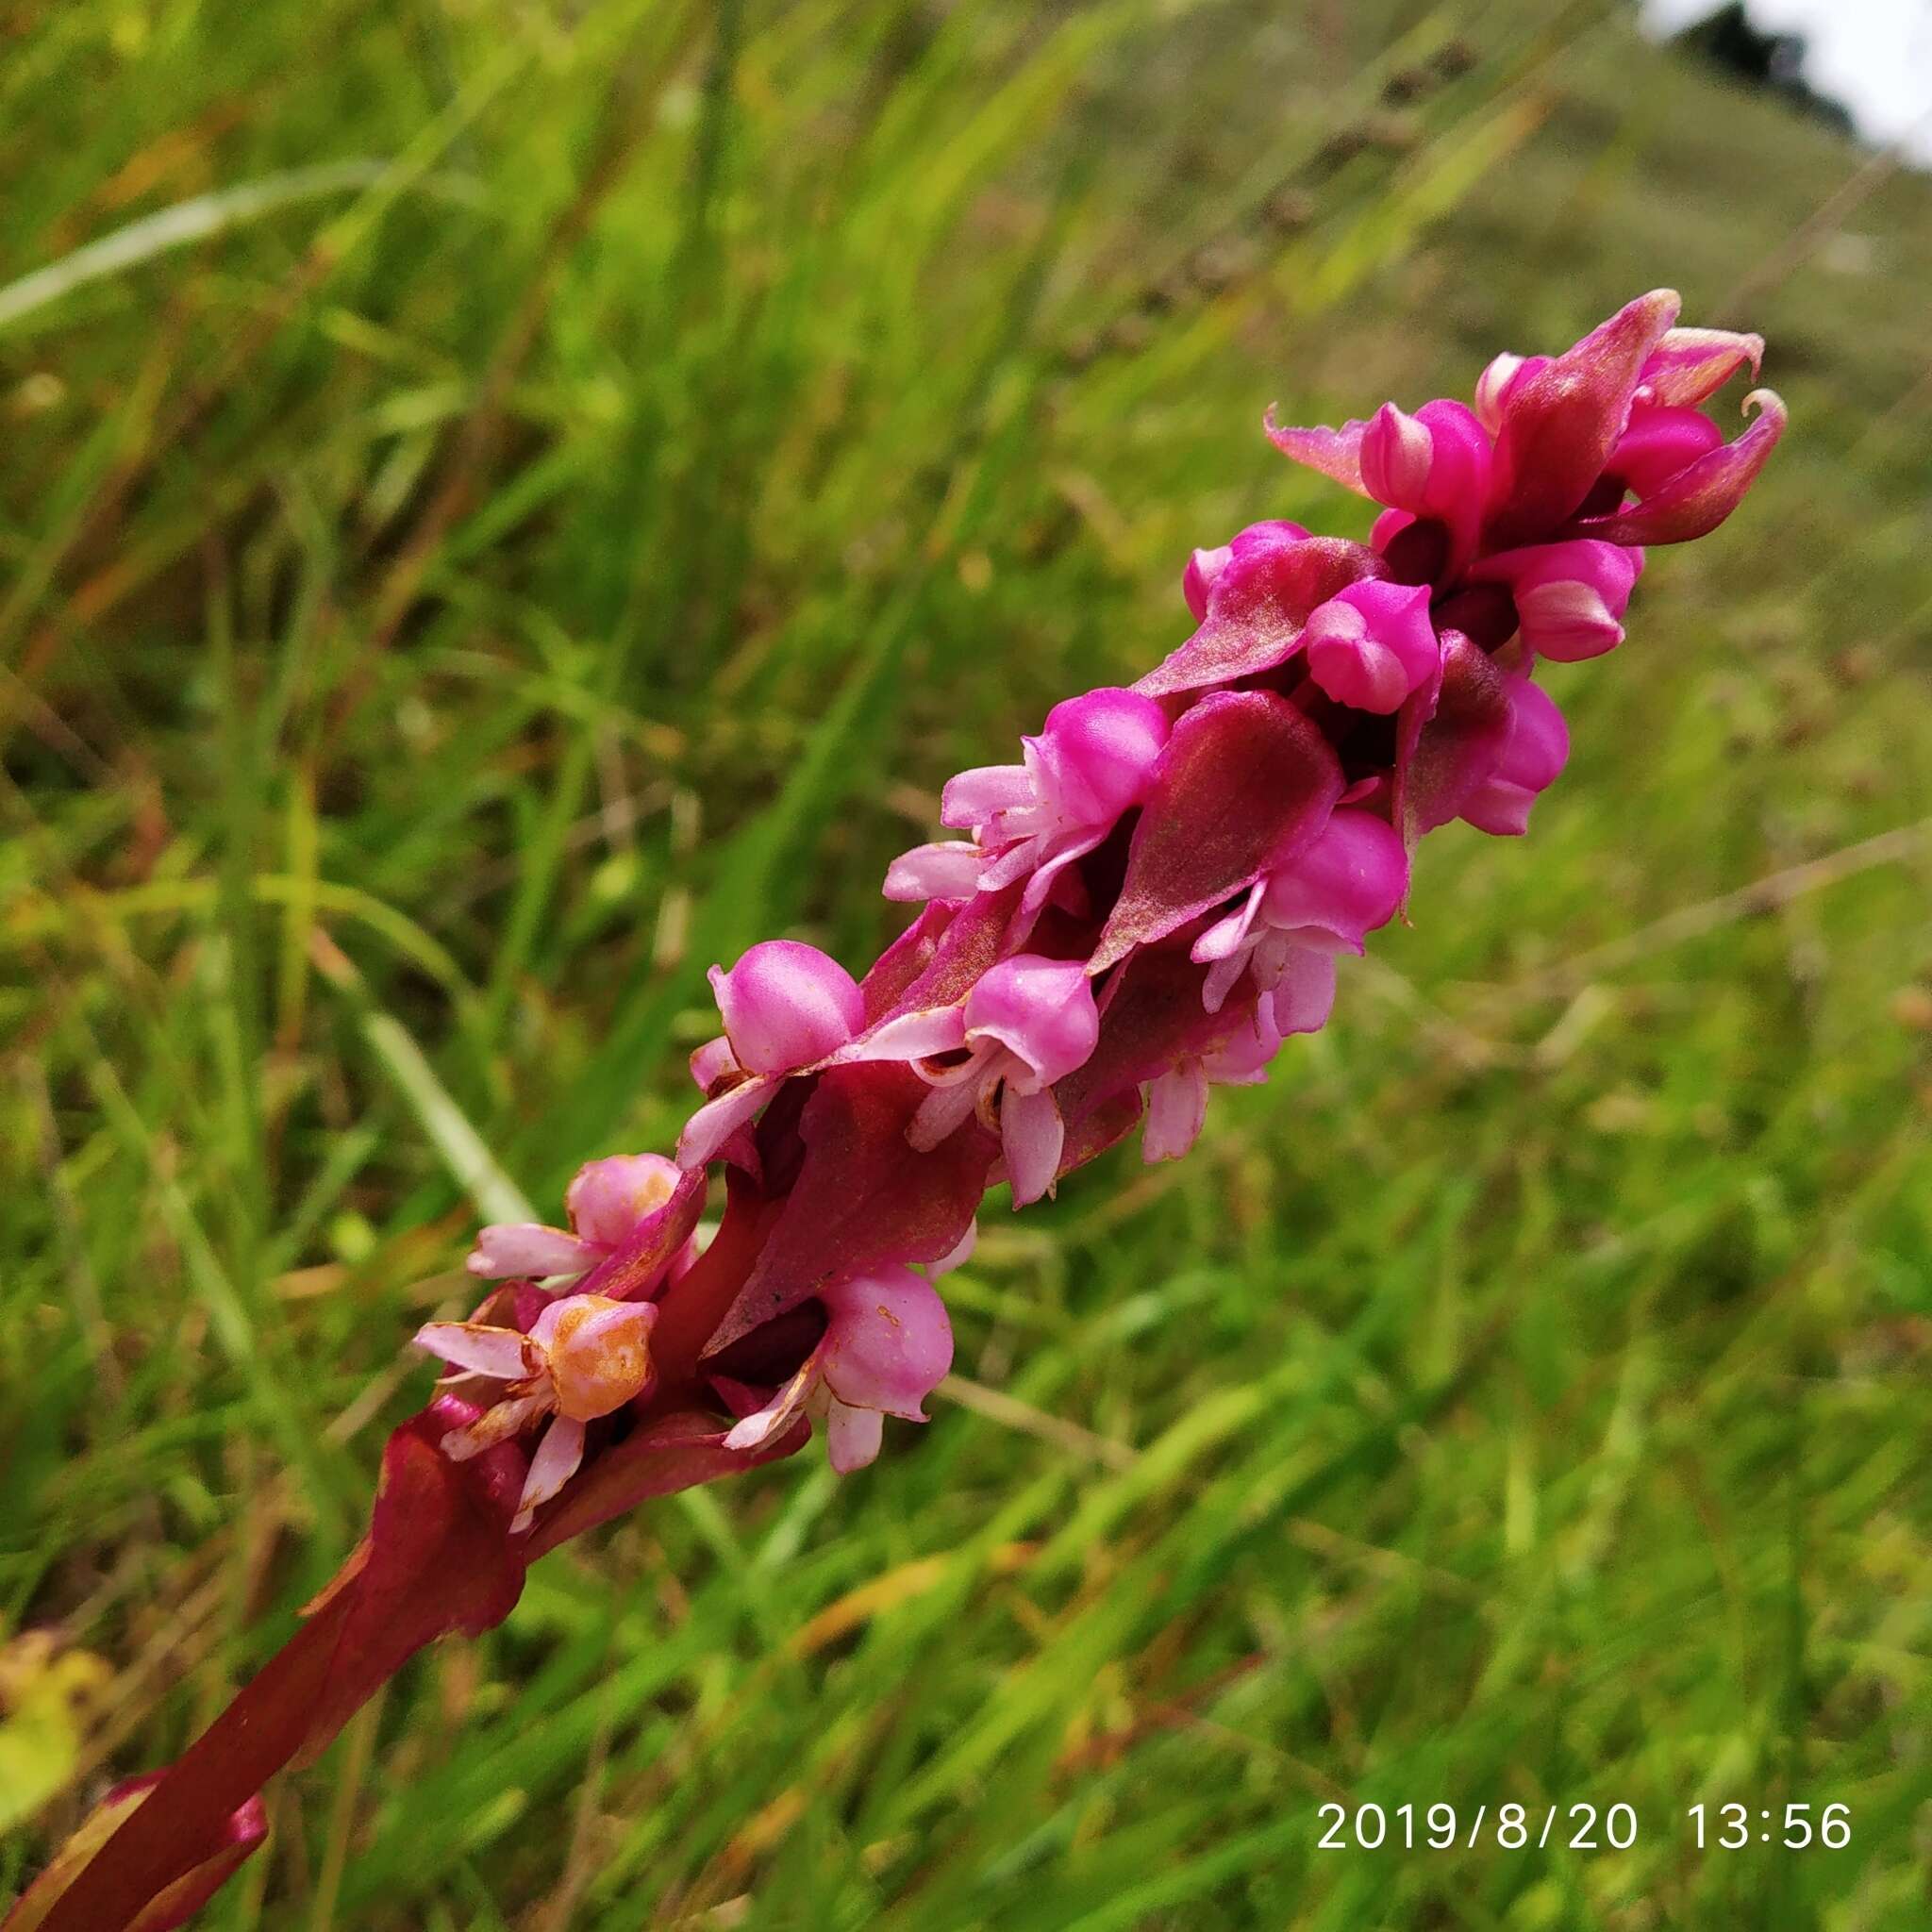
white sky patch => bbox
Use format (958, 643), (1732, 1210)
(1641, 0), (1932, 163)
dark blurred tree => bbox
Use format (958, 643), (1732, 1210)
(1673, 2), (1857, 139)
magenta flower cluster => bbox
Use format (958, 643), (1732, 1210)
(18, 291), (1783, 1932)
(428, 289), (1782, 1530)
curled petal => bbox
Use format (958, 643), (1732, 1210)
(1184, 522), (1309, 619)
(1485, 288), (1681, 545)
(883, 840), (985, 903)
(709, 940), (864, 1076)
(511, 1416), (587, 1534)
(820, 1265), (954, 1418)
(1474, 350), (1541, 434)
(414, 1321), (541, 1382)
(1017, 822), (1110, 917)
(1191, 881), (1266, 966)
(676, 1074), (778, 1171)
(1636, 325), (1763, 407)
(440, 1392), (551, 1461)
(1573, 390), (1786, 546)
(690, 1035), (741, 1092)
(466, 1224), (592, 1281)
(836, 1005), (970, 1064)
(999, 1085), (1066, 1207)
(723, 1357), (823, 1454)
(1142, 1062), (1208, 1163)
(564, 1154), (681, 1249)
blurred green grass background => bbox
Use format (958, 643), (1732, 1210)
(3, 0), (1930, 1925)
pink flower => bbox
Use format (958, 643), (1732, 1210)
(468, 1153), (688, 1286)
(1470, 540), (1643, 662)
(1460, 676), (1570, 836)
(1266, 399), (1492, 580)
(1142, 987), (1299, 1162)
(415, 1293), (660, 1532)
(908, 953), (1099, 1206)
(1190, 804), (1409, 1011)
(722, 1265), (955, 1473)
(1303, 579), (1441, 711)
(678, 942), (866, 1168)
(1182, 519), (1310, 619)
(886, 688), (1171, 914)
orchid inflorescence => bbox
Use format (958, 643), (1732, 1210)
(17, 290), (1781, 1932)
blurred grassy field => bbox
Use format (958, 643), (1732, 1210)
(4, 0), (1930, 1925)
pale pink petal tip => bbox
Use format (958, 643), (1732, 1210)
(413, 1321), (537, 1382)
(466, 1224), (591, 1280)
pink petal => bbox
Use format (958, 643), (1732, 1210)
(675, 1075), (777, 1171)
(1017, 823), (1111, 916)
(708, 941), (864, 1076)
(510, 1416), (586, 1533)
(824, 1399), (886, 1474)
(1199, 946), (1253, 1016)
(465, 1224), (592, 1281)
(1030, 687), (1172, 824)
(883, 840), (987, 903)
(998, 1085), (1066, 1208)
(835, 1005), (970, 1064)
(440, 1392), (551, 1461)
(567, 1161), (708, 1303)
(907, 1065), (988, 1152)
(928, 1219), (977, 1276)
(1572, 390), (1786, 546)
(1484, 289), (1681, 546)
(1182, 520), (1311, 619)
(964, 954), (1100, 1090)
(1460, 677), (1570, 836)
(1135, 534), (1384, 700)
(1392, 630), (1515, 843)
(1303, 579), (1440, 713)
(564, 1153), (682, 1249)
(1191, 881), (1266, 964)
(1262, 410), (1370, 492)
(1142, 1062), (1208, 1163)
(941, 762), (1034, 829)
(1266, 944), (1339, 1035)
(1090, 691), (1344, 974)
(1259, 808), (1408, 950)
(414, 1322), (541, 1381)
(723, 1357), (822, 1453)
(1636, 325), (1763, 408)
(1607, 404), (1723, 496)
(820, 1265), (954, 1418)
(689, 1035), (741, 1092)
